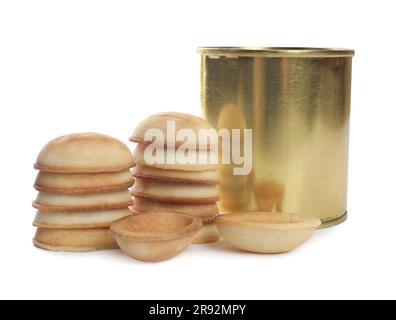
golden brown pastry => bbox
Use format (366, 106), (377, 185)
(131, 178), (219, 204)
(111, 213), (202, 262)
(130, 112), (217, 150)
(132, 164), (218, 185)
(215, 212), (321, 253)
(133, 143), (218, 172)
(192, 222), (221, 244)
(34, 170), (134, 194)
(33, 228), (118, 252)
(132, 196), (218, 220)
(33, 190), (133, 212)
(33, 208), (132, 229)
(34, 133), (135, 173)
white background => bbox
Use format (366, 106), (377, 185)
(0, 0), (395, 300)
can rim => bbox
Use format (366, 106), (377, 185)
(197, 47), (355, 58)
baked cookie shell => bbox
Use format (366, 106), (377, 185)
(132, 196), (219, 219)
(111, 212), (202, 241)
(33, 228), (118, 252)
(33, 208), (132, 229)
(130, 112), (217, 150)
(111, 213), (202, 262)
(34, 170), (134, 194)
(132, 164), (218, 185)
(133, 143), (218, 172)
(131, 178), (219, 204)
(215, 212), (321, 253)
(33, 190), (133, 212)
(34, 133), (135, 173)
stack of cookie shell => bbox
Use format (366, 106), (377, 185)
(129, 112), (221, 244)
(32, 133), (135, 252)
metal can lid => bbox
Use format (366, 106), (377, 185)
(197, 47), (355, 58)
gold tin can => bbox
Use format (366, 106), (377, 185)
(198, 47), (354, 228)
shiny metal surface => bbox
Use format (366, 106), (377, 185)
(198, 47), (355, 58)
(199, 47), (354, 227)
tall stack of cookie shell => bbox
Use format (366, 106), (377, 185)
(129, 112), (221, 244)
(32, 133), (135, 252)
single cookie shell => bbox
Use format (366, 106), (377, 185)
(33, 190), (133, 212)
(215, 212), (321, 253)
(34, 133), (135, 173)
(131, 178), (219, 204)
(111, 212), (202, 262)
(132, 196), (218, 220)
(133, 143), (218, 172)
(34, 170), (134, 194)
(33, 228), (118, 252)
(130, 112), (217, 150)
(132, 164), (218, 185)
(33, 208), (132, 229)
